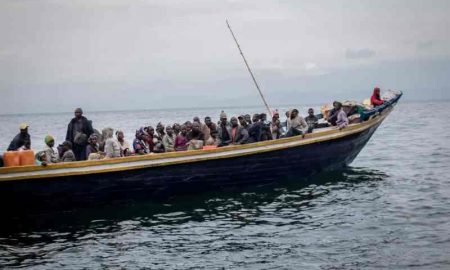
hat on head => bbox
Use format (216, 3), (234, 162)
(44, 135), (54, 145)
(220, 111), (227, 119)
(74, 108), (83, 114)
(238, 115), (244, 119)
(19, 123), (29, 130)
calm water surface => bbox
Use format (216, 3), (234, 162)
(1, 102), (450, 269)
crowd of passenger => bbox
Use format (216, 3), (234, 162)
(1, 88), (387, 166)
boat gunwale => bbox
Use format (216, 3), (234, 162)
(0, 105), (395, 182)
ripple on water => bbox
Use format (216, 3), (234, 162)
(2, 102), (450, 269)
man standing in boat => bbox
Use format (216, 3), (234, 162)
(65, 108), (94, 161)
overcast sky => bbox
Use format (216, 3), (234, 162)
(1, 0), (449, 114)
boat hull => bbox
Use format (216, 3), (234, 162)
(0, 119), (383, 215)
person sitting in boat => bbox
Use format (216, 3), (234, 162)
(186, 123), (204, 150)
(270, 110), (282, 139)
(305, 108), (319, 133)
(65, 108), (94, 161)
(7, 123), (31, 151)
(162, 125), (176, 152)
(259, 113), (273, 141)
(59, 141), (76, 162)
(103, 128), (121, 158)
(172, 123), (181, 136)
(41, 135), (59, 163)
(187, 122), (205, 150)
(230, 116), (249, 145)
(152, 135), (165, 153)
(205, 129), (219, 146)
(371, 87), (384, 106)
(116, 130), (131, 156)
(217, 111), (232, 147)
(175, 125), (189, 151)
(244, 114), (252, 126)
(238, 115), (249, 131)
(247, 114), (262, 143)
(193, 116), (210, 144)
(133, 129), (149, 155)
(35, 151), (48, 166)
(182, 121), (191, 139)
(155, 122), (165, 140)
(86, 134), (101, 160)
(145, 126), (155, 152)
(204, 116), (217, 135)
(327, 101), (340, 126)
(279, 111), (290, 136)
(335, 102), (349, 129)
(286, 109), (308, 137)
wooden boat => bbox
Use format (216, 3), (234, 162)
(0, 93), (402, 214)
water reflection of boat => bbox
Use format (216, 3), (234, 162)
(0, 93), (402, 214)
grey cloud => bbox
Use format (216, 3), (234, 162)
(1, 0), (450, 114)
(345, 49), (376, 60)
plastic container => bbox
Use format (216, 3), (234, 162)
(3, 151), (21, 167)
(19, 150), (35, 166)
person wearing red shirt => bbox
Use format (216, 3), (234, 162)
(371, 87), (384, 106)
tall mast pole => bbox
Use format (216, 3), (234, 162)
(226, 20), (272, 117)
